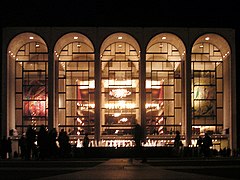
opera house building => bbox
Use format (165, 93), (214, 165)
(1, 27), (237, 153)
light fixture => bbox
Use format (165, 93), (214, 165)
(119, 118), (128, 122)
(205, 37), (210, 41)
(109, 89), (131, 98)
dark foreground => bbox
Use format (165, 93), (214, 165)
(0, 157), (240, 180)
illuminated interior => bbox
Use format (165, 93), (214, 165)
(191, 34), (230, 136)
(146, 33), (185, 137)
(13, 33), (48, 133)
(6, 30), (232, 150)
(56, 33), (95, 135)
(100, 33), (140, 136)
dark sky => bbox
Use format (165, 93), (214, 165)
(0, 0), (239, 28)
(0, 1), (240, 145)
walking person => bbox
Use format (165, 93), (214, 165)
(133, 123), (146, 162)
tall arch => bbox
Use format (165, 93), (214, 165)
(100, 33), (141, 145)
(191, 33), (231, 150)
(146, 33), (186, 145)
(7, 32), (48, 134)
(54, 32), (95, 137)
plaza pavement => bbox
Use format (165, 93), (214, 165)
(1, 157), (240, 179)
(37, 158), (239, 180)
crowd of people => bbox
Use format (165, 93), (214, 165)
(0, 125), (82, 160)
(0, 124), (234, 160)
(18, 125), (74, 160)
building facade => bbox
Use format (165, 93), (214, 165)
(1, 27), (237, 152)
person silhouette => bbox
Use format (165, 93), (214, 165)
(133, 124), (143, 149)
(37, 125), (49, 160)
(173, 130), (182, 156)
(203, 133), (213, 157)
(25, 125), (36, 160)
(197, 136), (204, 156)
(83, 133), (89, 148)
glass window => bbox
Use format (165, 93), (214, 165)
(101, 41), (140, 136)
(191, 42), (223, 135)
(58, 39), (95, 136)
(146, 37), (183, 136)
(15, 42), (48, 134)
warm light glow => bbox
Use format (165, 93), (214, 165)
(105, 101), (135, 109)
(205, 37), (210, 40)
(119, 118), (128, 122)
(109, 89), (131, 98)
(113, 113), (121, 117)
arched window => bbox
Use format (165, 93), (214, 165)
(55, 33), (95, 135)
(100, 33), (140, 138)
(146, 33), (185, 138)
(191, 34), (231, 137)
(8, 33), (48, 134)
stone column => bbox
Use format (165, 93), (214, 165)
(48, 47), (54, 130)
(95, 48), (101, 145)
(140, 49), (146, 141)
(185, 48), (192, 146)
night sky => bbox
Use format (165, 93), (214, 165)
(0, 0), (239, 28)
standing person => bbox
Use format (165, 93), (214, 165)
(37, 125), (49, 160)
(19, 134), (27, 159)
(82, 133), (90, 157)
(173, 130), (182, 156)
(0, 136), (8, 159)
(174, 130), (181, 148)
(7, 137), (12, 159)
(25, 125), (36, 160)
(48, 128), (58, 159)
(133, 123), (143, 149)
(203, 133), (213, 157)
(197, 136), (204, 157)
(58, 129), (70, 158)
(83, 133), (89, 148)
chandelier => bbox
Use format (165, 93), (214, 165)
(109, 89), (131, 98)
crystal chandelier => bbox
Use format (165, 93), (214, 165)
(109, 89), (131, 98)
